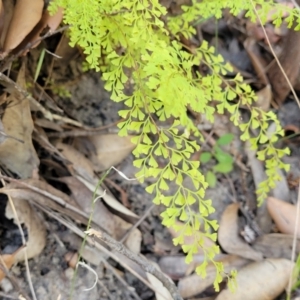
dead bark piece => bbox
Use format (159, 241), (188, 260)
(2, 0), (43, 53)
(268, 26), (300, 104)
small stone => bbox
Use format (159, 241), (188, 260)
(64, 267), (74, 280)
(0, 277), (13, 292)
(11, 265), (21, 276)
(52, 257), (60, 264)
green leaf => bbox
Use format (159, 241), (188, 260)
(206, 171), (217, 187)
(214, 148), (233, 164)
(213, 162), (233, 174)
(217, 133), (234, 146)
(180, 209), (188, 221)
(200, 152), (212, 163)
(145, 183), (156, 194)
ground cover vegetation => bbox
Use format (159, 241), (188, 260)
(48, 0), (300, 290)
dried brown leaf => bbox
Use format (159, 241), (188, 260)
(244, 37), (269, 85)
(77, 176), (139, 220)
(57, 143), (139, 220)
(1, 179), (87, 225)
(218, 203), (263, 260)
(57, 142), (96, 182)
(267, 196), (300, 237)
(16, 7), (64, 54)
(0, 63), (39, 178)
(178, 255), (248, 298)
(0, 247), (24, 281)
(0, 0), (4, 40)
(3, 0), (43, 53)
(4, 194), (46, 262)
(75, 134), (135, 172)
(58, 176), (116, 235)
(0, 0), (14, 49)
(114, 215), (141, 254)
(159, 254), (225, 280)
(216, 259), (294, 300)
(268, 27), (300, 104)
(255, 85), (272, 112)
(253, 233), (300, 259)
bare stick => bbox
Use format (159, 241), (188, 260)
(86, 228), (183, 300)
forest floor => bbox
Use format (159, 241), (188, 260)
(1, 1), (300, 300)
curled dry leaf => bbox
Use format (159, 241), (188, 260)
(0, 63), (39, 178)
(75, 134), (136, 172)
(218, 203), (263, 261)
(215, 259), (294, 300)
(267, 196), (300, 237)
(2, 0), (43, 53)
(178, 255), (248, 299)
(17, 7), (64, 54)
(3, 193), (46, 262)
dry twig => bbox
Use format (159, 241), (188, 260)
(86, 228), (183, 300)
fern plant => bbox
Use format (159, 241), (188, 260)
(49, 0), (297, 290)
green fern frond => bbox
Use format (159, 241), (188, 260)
(49, 0), (293, 289)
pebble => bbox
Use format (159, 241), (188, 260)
(52, 257), (60, 264)
(0, 277), (13, 292)
(64, 267), (74, 280)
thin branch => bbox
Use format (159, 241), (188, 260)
(86, 228), (183, 300)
